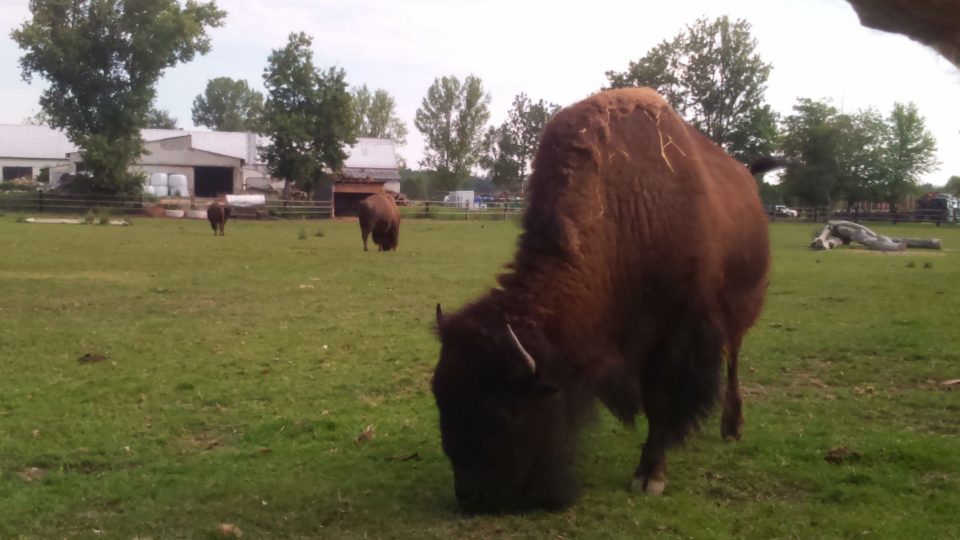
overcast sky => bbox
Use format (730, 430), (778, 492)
(1, 0), (957, 184)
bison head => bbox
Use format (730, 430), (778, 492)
(432, 304), (580, 513)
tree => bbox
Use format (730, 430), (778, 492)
(23, 110), (50, 126)
(146, 108), (179, 129)
(259, 32), (356, 193)
(944, 176), (960, 196)
(481, 93), (559, 192)
(191, 77), (264, 132)
(12, 0), (225, 194)
(414, 75), (491, 188)
(880, 102), (938, 209)
(779, 99), (938, 210)
(605, 16), (775, 163)
(351, 85), (408, 144)
(831, 108), (888, 208)
(779, 99), (842, 207)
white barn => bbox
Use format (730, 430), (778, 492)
(0, 124), (400, 197)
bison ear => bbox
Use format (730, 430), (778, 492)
(435, 303), (444, 328)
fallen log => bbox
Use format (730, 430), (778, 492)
(810, 221), (942, 251)
(810, 225), (845, 250)
(889, 237), (942, 250)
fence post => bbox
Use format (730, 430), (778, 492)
(37, 189), (44, 213)
(425, 201), (430, 219)
(465, 205), (469, 221)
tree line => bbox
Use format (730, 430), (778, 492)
(11, 2), (949, 204)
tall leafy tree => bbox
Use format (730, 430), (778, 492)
(12, 0), (225, 194)
(880, 102), (939, 209)
(944, 176), (960, 196)
(146, 108), (179, 129)
(23, 110), (51, 126)
(260, 32), (356, 193)
(414, 74), (491, 188)
(605, 16), (775, 163)
(481, 93), (559, 192)
(191, 77), (264, 132)
(351, 85), (408, 145)
(780, 99), (938, 209)
(779, 99), (841, 207)
(831, 108), (888, 208)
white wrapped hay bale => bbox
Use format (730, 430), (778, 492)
(168, 174), (188, 188)
(153, 186), (169, 197)
(169, 185), (190, 197)
(149, 173), (169, 186)
(143, 185), (156, 196)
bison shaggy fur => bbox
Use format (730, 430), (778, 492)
(207, 201), (231, 236)
(358, 193), (400, 251)
(432, 88), (772, 512)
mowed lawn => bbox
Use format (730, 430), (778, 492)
(0, 216), (958, 539)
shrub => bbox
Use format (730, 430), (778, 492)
(99, 216), (110, 225)
(15, 214), (26, 223)
(314, 227), (325, 237)
(298, 228), (307, 240)
(83, 210), (97, 224)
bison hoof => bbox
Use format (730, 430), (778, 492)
(720, 413), (744, 442)
(630, 476), (666, 496)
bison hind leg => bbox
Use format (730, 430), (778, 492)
(632, 317), (724, 495)
(720, 340), (745, 441)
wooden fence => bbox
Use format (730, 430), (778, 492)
(1, 190), (956, 226)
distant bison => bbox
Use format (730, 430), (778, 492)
(207, 201), (231, 236)
(358, 193), (400, 251)
(432, 88), (776, 512)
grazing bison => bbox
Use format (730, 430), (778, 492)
(358, 193), (400, 251)
(432, 88), (776, 512)
(207, 201), (231, 236)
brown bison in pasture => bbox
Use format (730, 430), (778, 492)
(432, 88), (779, 512)
(207, 201), (231, 236)
(358, 193), (400, 251)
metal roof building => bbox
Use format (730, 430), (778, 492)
(0, 125), (400, 196)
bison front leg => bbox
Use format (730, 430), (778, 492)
(632, 421), (668, 495)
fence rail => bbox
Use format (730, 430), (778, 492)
(1, 190), (957, 226)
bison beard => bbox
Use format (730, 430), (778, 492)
(358, 193), (401, 251)
(207, 202), (230, 236)
(432, 88), (772, 512)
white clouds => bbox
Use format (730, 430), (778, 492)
(1, 0), (957, 180)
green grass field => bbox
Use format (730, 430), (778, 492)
(1, 217), (958, 539)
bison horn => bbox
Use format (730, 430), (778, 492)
(435, 303), (444, 327)
(506, 324), (536, 374)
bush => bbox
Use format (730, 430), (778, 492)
(298, 228), (307, 240)
(314, 227), (325, 237)
(15, 214), (26, 223)
(83, 210), (97, 224)
(99, 216), (110, 225)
